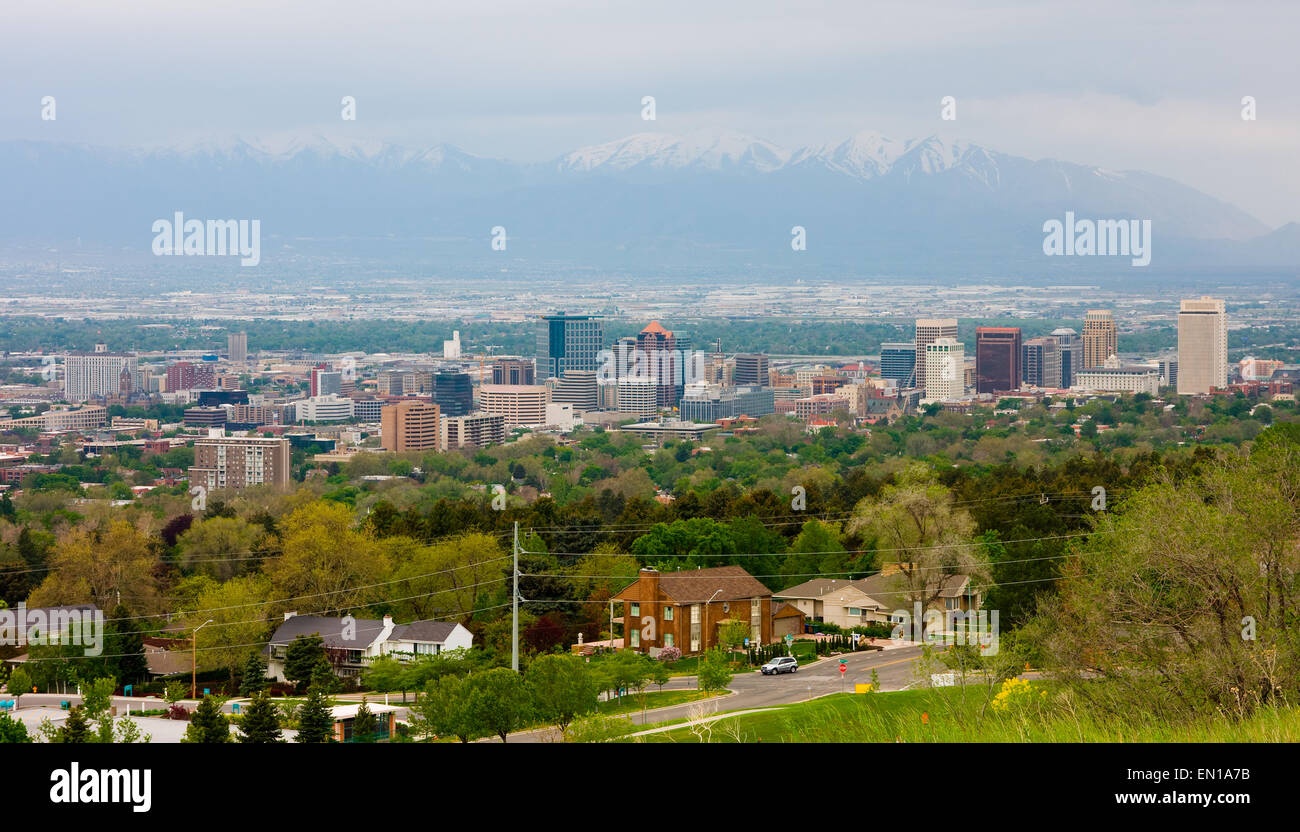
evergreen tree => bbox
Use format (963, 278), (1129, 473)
(104, 604), (149, 686)
(239, 652), (268, 697)
(284, 634), (328, 692)
(238, 690), (284, 743)
(0, 712), (30, 743)
(58, 706), (91, 743)
(351, 697), (377, 743)
(183, 695), (231, 743)
(295, 686), (334, 743)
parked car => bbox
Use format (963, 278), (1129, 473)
(761, 656), (798, 675)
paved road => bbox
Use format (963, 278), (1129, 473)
(495, 645), (926, 743)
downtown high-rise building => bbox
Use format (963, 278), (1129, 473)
(1177, 296), (1227, 395)
(381, 400), (441, 452)
(914, 318), (958, 397)
(492, 358), (535, 386)
(733, 353), (770, 388)
(879, 342), (917, 387)
(975, 327), (1022, 394)
(1050, 328), (1079, 387)
(64, 349), (139, 402)
(1082, 310), (1118, 370)
(537, 313), (603, 380)
(228, 331), (248, 363)
(1022, 337), (1062, 388)
(923, 337), (965, 401)
(433, 372), (473, 418)
(635, 321), (692, 408)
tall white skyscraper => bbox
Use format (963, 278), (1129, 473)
(923, 337), (965, 401)
(914, 318), (958, 396)
(1177, 296), (1227, 395)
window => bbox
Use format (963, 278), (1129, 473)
(664, 634), (674, 648)
(630, 628), (640, 648)
(945, 598), (959, 610)
(663, 607), (673, 621)
(630, 602), (640, 617)
(848, 607), (863, 616)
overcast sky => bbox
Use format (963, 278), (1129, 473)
(2, 0), (1296, 226)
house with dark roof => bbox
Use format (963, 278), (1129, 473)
(774, 568), (979, 629)
(265, 612), (473, 681)
(610, 566), (804, 656)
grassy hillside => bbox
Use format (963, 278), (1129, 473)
(637, 686), (1300, 743)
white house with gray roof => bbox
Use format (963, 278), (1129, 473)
(266, 612), (473, 681)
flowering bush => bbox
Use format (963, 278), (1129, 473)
(990, 677), (1044, 713)
(655, 646), (682, 663)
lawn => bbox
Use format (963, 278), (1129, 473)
(633, 684), (1300, 743)
(598, 689), (719, 716)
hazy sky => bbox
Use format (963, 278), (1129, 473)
(3, 0), (1296, 226)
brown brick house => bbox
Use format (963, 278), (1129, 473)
(611, 566), (804, 655)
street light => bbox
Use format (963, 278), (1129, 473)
(702, 589), (723, 653)
(191, 619), (214, 699)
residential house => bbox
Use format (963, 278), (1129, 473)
(265, 613), (473, 681)
(774, 569), (980, 629)
(610, 566), (804, 656)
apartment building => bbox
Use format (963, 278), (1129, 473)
(440, 413), (507, 450)
(189, 434), (291, 491)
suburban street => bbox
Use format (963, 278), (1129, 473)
(494, 645), (927, 743)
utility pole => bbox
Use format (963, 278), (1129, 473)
(191, 619), (213, 699)
(511, 521), (520, 672)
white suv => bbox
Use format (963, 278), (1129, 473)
(761, 656), (798, 675)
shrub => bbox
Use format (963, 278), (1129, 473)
(655, 646), (682, 663)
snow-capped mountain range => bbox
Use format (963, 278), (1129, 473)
(1, 130), (1292, 270)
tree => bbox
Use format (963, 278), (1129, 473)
(847, 462), (989, 630)
(57, 706), (92, 743)
(7, 666), (32, 700)
(183, 574), (273, 682)
(240, 652), (268, 697)
(176, 516), (265, 581)
(265, 501), (388, 612)
(103, 604), (149, 686)
(604, 650), (652, 703)
(1026, 444), (1300, 719)
(238, 690), (284, 743)
(28, 520), (164, 613)
(650, 661), (671, 692)
(0, 712), (30, 743)
(411, 675), (479, 743)
(526, 654), (598, 739)
(717, 619), (751, 654)
(464, 668), (533, 743)
(698, 649), (734, 693)
(352, 698), (378, 743)
(284, 634), (328, 693)
(386, 532), (507, 623)
(360, 655), (409, 702)
(295, 686), (334, 743)
(183, 695), (231, 743)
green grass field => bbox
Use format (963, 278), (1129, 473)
(634, 685), (1300, 743)
(598, 689), (719, 716)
